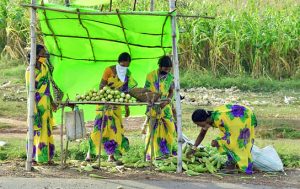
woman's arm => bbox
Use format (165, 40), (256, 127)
(167, 86), (174, 100)
(186, 128), (208, 157)
(160, 82), (174, 108)
(194, 128), (208, 147)
(99, 67), (111, 89)
(99, 79), (108, 89)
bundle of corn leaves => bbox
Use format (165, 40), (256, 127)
(153, 145), (227, 176)
(77, 145), (226, 176)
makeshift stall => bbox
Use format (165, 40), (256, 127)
(25, 0), (189, 172)
(59, 96), (164, 170)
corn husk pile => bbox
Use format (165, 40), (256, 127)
(181, 86), (300, 106)
(181, 87), (245, 106)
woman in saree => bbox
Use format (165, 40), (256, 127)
(87, 52), (137, 162)
(26, 45), (59, 165)
(188, 104), (258, 174)
(144, 55), (177, 160)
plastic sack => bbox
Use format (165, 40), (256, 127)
(251, 145), (284, 172)
(182, 133), (204, 149)
(65, 108), (86, 141)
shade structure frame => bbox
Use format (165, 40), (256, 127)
(25, 1), (183, 173)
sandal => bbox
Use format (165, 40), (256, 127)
(219, 163), (238, 174)
(219, 168), (238, 174)
(47, 160), (56, 166)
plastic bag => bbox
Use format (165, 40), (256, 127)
(65, 107), (86, 141)
(251, 145), (284, 172)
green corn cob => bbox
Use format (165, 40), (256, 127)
(186, 170), (201, 176)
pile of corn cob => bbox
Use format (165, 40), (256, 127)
(153, 145), (227, 176)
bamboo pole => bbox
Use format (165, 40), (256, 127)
(59, 101), (165, 106)
(77, 9), (96, 62)
(26, 0), (37, 172)
(169, 0), (183, 173)
(144, 94), (156, 163)
(150, 0), (154, 11)
(22, 4), (170, 16)
(22, 4), (215, 19)
(60, 106), (65, 168)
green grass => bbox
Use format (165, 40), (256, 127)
(180, 69), (300, 92)
(0, 130), (299, 168)
(0, 122), (12, 129)
(0, 59), (27, 119)
(0, 104), (299, 167)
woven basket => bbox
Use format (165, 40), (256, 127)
(129, 88), (160, 102)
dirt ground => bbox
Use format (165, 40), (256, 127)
(0, 159), (299, 188)
(0, 116), (145, 134)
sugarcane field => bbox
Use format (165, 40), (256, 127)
(0, 0), (299, 189)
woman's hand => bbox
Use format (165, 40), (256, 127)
(160, 101), (168, 109)
(186, 148), (196, 158)
(211, 140), (219, 147)
(141, 128), (146, 135)
(51, 103), (58, 112)
(160, 98), (171, 109)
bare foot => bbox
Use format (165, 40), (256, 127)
(32, 160), (37, 166)
(85, 151), (91, 161)
(107, 155), (116, 162)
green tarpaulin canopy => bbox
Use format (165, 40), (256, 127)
(37, 4), (176, 122)
(71, 0), (114, 6)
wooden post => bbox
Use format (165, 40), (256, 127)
(65, 0), (70, 7)
(133, 0), (137, 11)
(64, 140), (69, 165)
(26, 0), (37, 172)
(98, 106), (107, 169)
(109, 0), (113, 12)
(169, 0), (183, 173)
(149, 107), (155, 170)
(150, 0), (154, 11)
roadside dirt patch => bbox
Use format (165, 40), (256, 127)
(0, 117), (145, 134)
(0, 160), (299, 188)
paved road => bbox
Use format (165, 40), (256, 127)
(0, 177), (289, 189)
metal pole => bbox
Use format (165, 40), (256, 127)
(26, 0), (37, 172)
(169, 0), (183, 173)
(150, 0), (154, 11)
